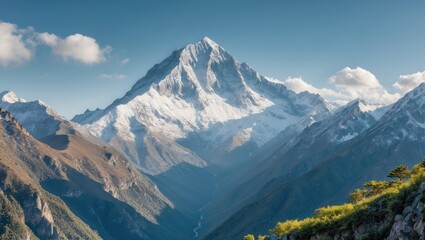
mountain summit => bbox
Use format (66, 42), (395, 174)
(0, 90), (26, 103)
(0, 91), (66, 139)
(73, 37), (332, 174)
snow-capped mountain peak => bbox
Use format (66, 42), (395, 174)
(358, 100), (379, 112)
(294, 98), (389, 145)
(390, 82), (425, 112)
(369, 82), (425, 143)
(0, 90), (65, 139)
(345, 99), (381, 113)
(74, 38), (333, 174)
(0, 90), (27, 104)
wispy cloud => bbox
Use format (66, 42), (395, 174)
(99, 73), (127, 80)
(120, 58), (130, 65)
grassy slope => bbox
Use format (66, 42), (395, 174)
(249, 162), (425, 239)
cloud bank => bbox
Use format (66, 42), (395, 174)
(0, 21), (110, 67)
(284, 67), (402, 105)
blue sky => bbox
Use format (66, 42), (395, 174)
(1, 0), (425, 118)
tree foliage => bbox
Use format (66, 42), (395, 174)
(387, 165), (411, 181)
(363, 180), (389, 196)
(349, 189), (366, 203)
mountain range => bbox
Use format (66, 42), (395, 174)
(1, 37), (425, 240)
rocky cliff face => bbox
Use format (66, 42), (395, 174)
(386, 183), (424, 240)
(11, 185), (59, 239)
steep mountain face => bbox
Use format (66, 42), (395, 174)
(0, 105), (200, 239)
(204, 97), (403, 239)
(0, 108), (101, 240)
(73, 37), (332, 175)
(256, 99), (388, 185)
(0, 91), (173, 221)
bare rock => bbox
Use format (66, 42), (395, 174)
(22, 193), (59, 240)
(403, 206), (413, 216)
(402, 225), (412, 234)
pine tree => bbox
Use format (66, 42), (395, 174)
(387, 165), (411, 181)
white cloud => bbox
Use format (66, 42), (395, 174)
(0, 22), (33, 67)
(329, 67), (400, 104)
(39, 33), (111, 64)
(329, 67), (382, 89)
(393, 71), (425, 95)
(284, 67), (400, 105)
(120, 58), (130, 65)
(283, 77), (345, 99)
(0, 20), (111, 67)
(37, 32), (59, 46)
(99, 73), (127, 80)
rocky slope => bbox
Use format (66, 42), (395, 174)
(0, 108), (101, 240)
(0, 105), (199, 239)
(1, 90), (222, 239)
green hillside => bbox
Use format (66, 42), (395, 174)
(245, 160), (425, 240)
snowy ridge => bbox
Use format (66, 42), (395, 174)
(367, 82), (425, 143)
(297, 99), (388, 145)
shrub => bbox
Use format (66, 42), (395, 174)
(363, 180), (389, 196)
(273, 220), (302, 237)
(244, 234), (255, 240)
(257, 235), (268, 240)
(315, 204), (354, 219)
(349, 189), (367, 203)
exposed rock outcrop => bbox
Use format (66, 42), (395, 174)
(386, 182), (425, 240)
(21, 192), (59, 240)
